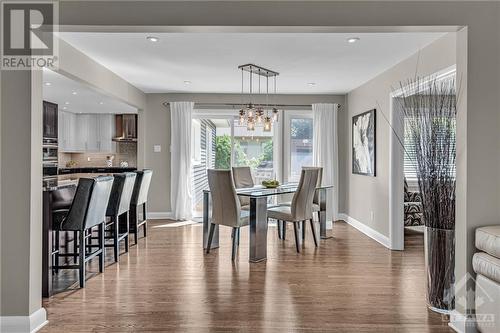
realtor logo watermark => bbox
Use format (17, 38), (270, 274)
(1, 1), (58, 69)
(448, 273), (496, 328)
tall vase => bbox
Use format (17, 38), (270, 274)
(424, 226), (455, 313)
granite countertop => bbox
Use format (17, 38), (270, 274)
(43, 173), (112, 192)
(60, 166), (135, 169)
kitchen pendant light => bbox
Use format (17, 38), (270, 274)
(238, 64), (281, 131)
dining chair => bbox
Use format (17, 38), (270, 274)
(267, 168), (319, 253)
(105, 172), (137, 262)
(206, 169), (249, 261)
(129, 169), (153, 244)
(278, 167), (323, 241)
(53, 176), (114, 288)
(232, 166), (254, 211)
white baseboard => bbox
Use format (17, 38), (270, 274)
(0, 308), (48, 333)
(147, 212), (173, 219)
(338, 213), (391, 249)
(449, 310), (477, 333)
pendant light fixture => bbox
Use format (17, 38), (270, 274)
(238, 64), (281, 131)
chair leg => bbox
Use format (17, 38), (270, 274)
(143, 203), (147, 238)
(73, 231), (78, 263)
(206, 223), (216, 254)
(79, 230), (85, 288)
(293, 222), (301, 253)
(99, 222), (104, 273)
(130, 205), (138, 245)
(310, 219), (318, 247)
(54, 230), (60, 273)
(231, 227), (239, 261)
(302, 221), (306, 240)
(282, 221), (287, 240)
(113, 215), (119, 262)
(124, 212), (129, 253)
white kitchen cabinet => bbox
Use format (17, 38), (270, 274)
(98, 114), (115, 152)
(58, 111), (82, 152)
(84, 114), (100, 152)
(59, 113), (116, 153)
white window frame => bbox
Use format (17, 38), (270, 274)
(283, 110), (313, 183)
(191, 119), (202, 166)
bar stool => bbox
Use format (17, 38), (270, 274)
(130, 169), (153, 245)
(53, 176), (113, 288)
(105, 172), (137, 262)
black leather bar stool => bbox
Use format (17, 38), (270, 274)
(53, 176), (114, 288)
(130, 169), (153, 245)
(105, 172), (136, 262)
(52, 186), (77, 266)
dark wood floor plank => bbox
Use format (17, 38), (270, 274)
(41, 221), (452, 332)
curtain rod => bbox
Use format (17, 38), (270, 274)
(162, 102), (341, 109)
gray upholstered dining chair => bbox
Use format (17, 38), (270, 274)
(278, 167), (323, 240)
(105, 172), (137, 262)
(130, 169), (153, 244)
(232, 166), (254, 211)
(267, 168), (319, 253)
(53, 176), (114, 288)
(206, 169), (249, 261)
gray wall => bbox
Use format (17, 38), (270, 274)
(341, 33), (457, 236)
(1, 70), (44, 317)
(144, 93), (345, 213)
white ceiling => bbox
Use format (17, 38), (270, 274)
(43, 69), (137, 114)
(59, 32), (446, 94)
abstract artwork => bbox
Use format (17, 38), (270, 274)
(352, 109), (376, 176)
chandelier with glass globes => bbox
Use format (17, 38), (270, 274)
(238, 64), (281, 131)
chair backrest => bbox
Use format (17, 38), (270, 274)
(106, 172), (137, 217)
(131, 169), (153, 206)
(291, 168), (319, 221)
(207, 169), (242, 227)
(232, 166), (254, 207)
(62, 176), (114, 231)
(303, 166), (323, 204)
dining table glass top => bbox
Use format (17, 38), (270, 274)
(203, 183), (333, 198)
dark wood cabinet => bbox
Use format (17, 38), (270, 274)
(43, 101), (58, 140)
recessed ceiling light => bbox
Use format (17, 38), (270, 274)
(64, 102), (70, 105)
(347, 37), (360, 43)
(72, 91), (77, 95)
(146, 36), (159, 42)
(63, 106), (67, 110)
(99, 101), (104, 105)
(308, 82), (316, 86)
(184, 80), (192, 85)
(44, 82), (51, 86)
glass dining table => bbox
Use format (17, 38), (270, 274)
(202, 183), (334, 263)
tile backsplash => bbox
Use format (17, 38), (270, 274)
(59, 142), (137, 168)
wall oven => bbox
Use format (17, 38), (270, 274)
(42, 144), (58, 162)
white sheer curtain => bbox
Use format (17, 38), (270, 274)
(170, 101), (194, 220)
(312, 103), (339, 224)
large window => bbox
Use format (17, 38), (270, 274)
(233, 119), (274, 184)
(284, 112), (314, 182)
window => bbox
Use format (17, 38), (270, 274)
(191, 119), (201, 165)
(287, 115), (313, 182)
(403, 116), (456, 182)
(233, 118), (274, 184)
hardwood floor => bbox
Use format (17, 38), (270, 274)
(41, 220), (452, 332)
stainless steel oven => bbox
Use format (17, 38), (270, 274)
(43, 161), (58, 179)
(42, 144), (58, 162)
